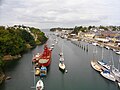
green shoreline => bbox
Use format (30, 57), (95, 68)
(0, 25), (48, 84)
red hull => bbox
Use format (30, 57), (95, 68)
(32, 44), (52, 67)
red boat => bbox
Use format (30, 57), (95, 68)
(32, 44), (52, 67)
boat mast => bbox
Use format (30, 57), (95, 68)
(110, 51), (114, 71)
(111, 52), (114, 67)
(101, 47), (104, 60)
(93, 46), (97, 61)
(118, 56), (120, 72)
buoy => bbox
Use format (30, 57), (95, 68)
(65, 70), (68, 73)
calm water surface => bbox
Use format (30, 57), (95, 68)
(0, 31), (120, 90)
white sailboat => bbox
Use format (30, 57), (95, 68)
(100, 52), (116, 82)
(59, 56), (65, 70)
(91, 46), (102, 72)
(59, 43), (66, 71)
(112, 56), (120, 78)
(98, 47), (110, 70)
(118, 82), (120, 87)
(91, 60), (102, 72)
(36, 79), (44, 90)
(100, 70), (116, 82)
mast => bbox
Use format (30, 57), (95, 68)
(118, 56), (120, 72)
(93, 45), (97, 61)
(101, 46), (104, 60)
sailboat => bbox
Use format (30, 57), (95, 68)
(118, 82), (120, 87)
(59, 56), (65, 71)
(100, 70), (116, 82)
(111, 55), (120, 86)
(100, 52), (116, 82)
(36, 79), (44, 90)
(90, 46), (102, 72)
(59, 43), (65, 71)
(97, 47), (110, 70)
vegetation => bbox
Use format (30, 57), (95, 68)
(0, 25), (47, 79)
(71, 26), (87, 35)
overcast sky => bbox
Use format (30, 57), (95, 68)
(0, 0), (120, 29)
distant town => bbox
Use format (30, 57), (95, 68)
(50, 26), (120, 51)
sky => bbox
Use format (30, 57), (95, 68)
(0, 0), (120, 29)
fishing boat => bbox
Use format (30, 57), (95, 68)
(59, 56), (65, 71)
(35, 67), (40, 76)
(100, 70), (116, 82)
(36, 44), (52, 67)
(40, 66), (47, 77)
(36, 79), (44, 90)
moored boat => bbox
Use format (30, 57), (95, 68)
(59, 55), (65, 71)
(34, 44), (52, 67)
(116, 51), (120, 55)
(59, 62), (65, 71)
(32, 53), (41, 63)
(118, 82), (120, 87)
(35, 67), (40, 76)
(105, 46), (110, 50)
(112, 66), (120, 77)
(100, 70), (116, 82)
(91, 60), (102, 72)
(52, 44), (55, 46)
(40, 66), (47, 77)
(98, 60), (110, 70)
(36, 79), (44, 90)
(92, 42), (97, 46)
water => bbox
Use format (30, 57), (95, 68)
(0, 32), (120, 90)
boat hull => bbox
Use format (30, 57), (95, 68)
(100, 71), (115, 82)
(33, 44), (52, 67)
(36, 79), (44, 90)
(59, 62), (65, 71)
(118, 82), (120, 87)
(91, 60), (102, 72)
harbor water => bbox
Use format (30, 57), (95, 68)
(0, 30), (120, 90)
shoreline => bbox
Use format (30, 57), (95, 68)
(0, 72), (5, 84)
(3, 55), (21, 61)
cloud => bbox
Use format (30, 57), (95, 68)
(0, 0), (120, 28)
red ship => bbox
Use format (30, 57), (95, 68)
(32, 44), (52, 67)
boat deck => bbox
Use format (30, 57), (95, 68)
(39, 59), (48, 63)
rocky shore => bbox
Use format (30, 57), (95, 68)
(0, 72), (5, 84)
(3, 55), (21, 61)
